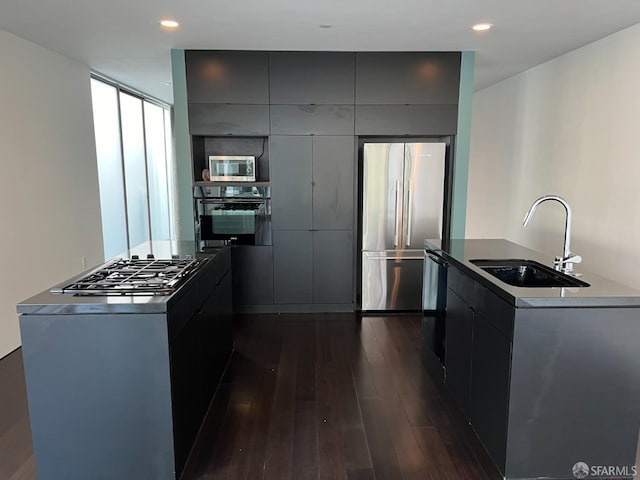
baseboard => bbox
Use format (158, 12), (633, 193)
(234, 303), (355, 314)
(0, 345), (22, 363)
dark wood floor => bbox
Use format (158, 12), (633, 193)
(0, 314), (501, 480)
(182, 314), (500, 480)
(0, 347), (36, 480)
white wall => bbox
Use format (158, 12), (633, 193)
(467, 22), (640, 290)
(0, 30), (104, 358)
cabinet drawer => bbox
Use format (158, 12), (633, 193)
(168, 284), (201, 342)
(198, 250), (231, 299)
(448, 265), (514, 340)
(476, 284), (514, 340)
(448, 265), (481, 307)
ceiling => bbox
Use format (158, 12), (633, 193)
(2, 0), (640, 104)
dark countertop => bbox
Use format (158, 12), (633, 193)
(16, 242), (227, 315)
(425, 238), (640, 308)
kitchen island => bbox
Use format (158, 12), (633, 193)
(16, 245), (232, 480)
(425, 238), (640, 479)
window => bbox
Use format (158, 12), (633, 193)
(90, 77), (175, 260)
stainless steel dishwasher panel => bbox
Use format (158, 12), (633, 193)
(422, 248), (448, 366)
(423, 249), (448, 312)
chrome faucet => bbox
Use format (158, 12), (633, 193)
(522, 195), (582, 275)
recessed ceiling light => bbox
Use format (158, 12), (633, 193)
(160, 19), (179, 29)
(319, 24), (333, 29)
(472, 23), (493, 32)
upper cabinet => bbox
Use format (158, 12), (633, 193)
(355, 52), (461, 105)
(270, 105), (354, 135)
(269, 52), (355, 104)
(188, 104), (269, 136)
(185, 51), (269, 104)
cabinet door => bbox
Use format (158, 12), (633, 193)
(312, 136), (355, 230)
(445, 288), (474, 415)
(231, 246), (274, 306)
(270, 105), (354, 135)
(313, 230), (353, 304)
(185, 50), (269, 104)
(170, 315), (203, 475)
(217, 270), (234, 363)
(269, 52), (355, 104)
(354, 104), (458, 136)
(188, 104), (269, 136)
(273, 230), (313, 304)
(200, 288), (221, 403)
(270, 136), (313, 230)
(469, 312), (511, 471)
(355, 52), (461, 105)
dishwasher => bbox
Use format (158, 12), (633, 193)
(422, 248), (448, 365)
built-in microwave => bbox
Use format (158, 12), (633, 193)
(209, 155), (256, 182)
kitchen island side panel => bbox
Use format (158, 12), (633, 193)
(506, 307), (640, 479)
(19, 312), (175, 480)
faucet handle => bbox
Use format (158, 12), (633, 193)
(566, 254), (582, 264)
(554, 254), (582, 266)
(554, 254), (582, 276)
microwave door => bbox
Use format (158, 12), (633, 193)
(209, 155), (256, 182)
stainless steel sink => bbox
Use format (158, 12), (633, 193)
(470, 259), (590, 288)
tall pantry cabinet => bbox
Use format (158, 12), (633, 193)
(183, 50), (461, 312)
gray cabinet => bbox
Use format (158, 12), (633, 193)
(444, 288), (474, 415)
(188, 104), (269, 136)
(312, 136), (355, 230)
(271, 136), (355, 304)
(273, 230), (353, 305)
(273, 230), (313, 304)
(172, 255), (232, 474)
(231, 246), (274, 306)
(313, 230), (353, 304)
(355, 52), (461, 104)
(269, 52), (355, 104)
(445, 262), (514, 474)
(469, 311), (511, 470)
(445, 262), (513, 465)
(270, 136), (313, 230)
(271, 135), (355, 230)
(185, 51), (269, 104)
(354, 104), (458, 136)
(270, 135), (355, 306)
(183, 50), (464, 312)
(270, 105), (354, 135)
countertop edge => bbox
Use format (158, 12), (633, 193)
(425, 238), (640, 309)
(16, 248), (229, 316)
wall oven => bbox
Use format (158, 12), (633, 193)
(209, 155), (256, 182)
(194, 184), (271, 248)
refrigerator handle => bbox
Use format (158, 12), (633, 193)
(405, 184), (412, 246)
(394, 180), (401, 247)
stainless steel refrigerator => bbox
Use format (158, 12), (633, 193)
(361, 142), (446, 311)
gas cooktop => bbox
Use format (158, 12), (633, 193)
(50, 256), (202, 296)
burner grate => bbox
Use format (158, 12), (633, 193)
(51, 258), (201, 296)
